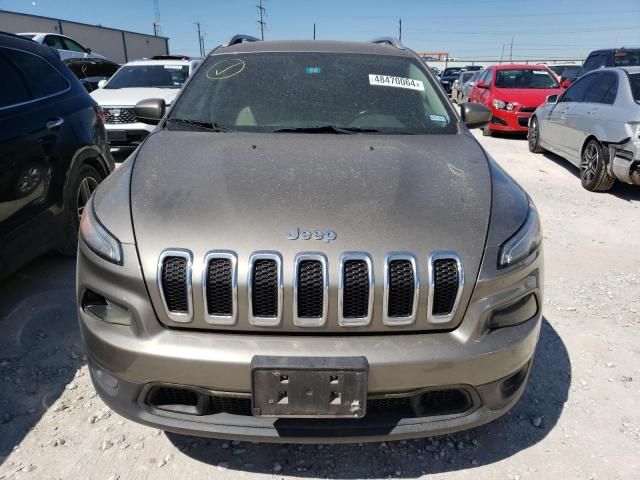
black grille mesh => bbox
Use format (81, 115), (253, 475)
(104, 107), (136, 124)
(432, 258), (459, 316)
(161, 256), (189, 313)
(387, 260), (415, 317)
(205, 258), (233, 316)
(342, 260), (370, 318)
(251, 259), (278, 318)
(297, 260), (324, 318)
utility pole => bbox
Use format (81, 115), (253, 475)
(399, 19), (402, 42)
(509, 37), (513, 62)
(195, 22), (204, 57)
(153, 0), (161, 36)
(257, 0), (266, 40)
(499, 44), (505, 64)
(313, 23), (316, 40)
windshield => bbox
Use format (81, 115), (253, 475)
(460, 72), (474, 83)
(105, 65), (189, 89)
(169, 52), (455, 135)
(495, 69), (559, 89)
(443, 68), (462, 76)
(614, 50), (640, 67)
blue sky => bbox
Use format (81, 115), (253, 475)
(1, 0), (639, 59)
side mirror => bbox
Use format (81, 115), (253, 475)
(476, 81), (489, 89)
(560, 80), (571, 88)
(134, 98), (166, 125)
(86, 47), (92, 53)
(546, 94), (559, 104)
(461, 102), (491, 129)
(97, 79), (107, 89)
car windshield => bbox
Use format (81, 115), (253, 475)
(495, 69), (559, 89)
(169, 52), (456, 135)
(105, 65), (189, 89)
(614, 50), (640, 67)
(460, 72), (474, 82)
(443, 68), (461, 76)
(629, 73), (640, 103)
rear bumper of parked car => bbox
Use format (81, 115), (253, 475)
(78, 240), (543, 442)
(610, 143), (640, 186)
(105, 122), (154, 151)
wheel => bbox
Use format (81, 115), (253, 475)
(580, 139), (615, 192)
(57, 163), (103, 256)
(528, 117), (545, 153)
(482, 124), (492, 136)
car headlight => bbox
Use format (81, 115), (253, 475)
(492, 99), (516, 111)
(80, 197), (123, 265)
(498, 201), (542, 268)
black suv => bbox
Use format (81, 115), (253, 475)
(0, 32), (114, 277)
(582, 48), (640, 74)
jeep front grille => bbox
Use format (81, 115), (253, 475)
(339, 254), (374, 326)
(293, 254), (328, 327)
(158, 250), (193, 322)
(248, 252), (283, 326)
(383, 254), (419, 325)
(203, 251), (237, 325)
(428, 253), (463, 324)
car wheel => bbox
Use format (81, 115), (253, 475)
(528, 117), (545, 153)
(57, 163), (103, 256)
(580, 139), (615, 192)
(482, 124), (492, 136)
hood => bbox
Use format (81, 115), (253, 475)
(90, 87), (178, 106)
(493, 87), (562, 108)
(130, 131), (493, 332)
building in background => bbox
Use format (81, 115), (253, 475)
(0, 10), (169, 64)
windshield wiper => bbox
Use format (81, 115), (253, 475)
(273, 125), (380, 134)
(168, 118), (234, 132)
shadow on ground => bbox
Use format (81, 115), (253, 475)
(0, 254), (81, 464)
(169, 318), (570, 477)
(542, 152), (640, 201)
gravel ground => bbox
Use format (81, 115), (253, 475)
(1, 131), (639, 480)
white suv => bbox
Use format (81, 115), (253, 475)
(90, 56), (201, 152)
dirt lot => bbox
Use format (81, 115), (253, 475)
(1, 132), (639, 480)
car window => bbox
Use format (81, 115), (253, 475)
(628, 73), (640, 103)
(558, 75), (595, 103)
(170, 52), (456, 135)
(583, 54), (608, 72)
(43, 35), (66, 50)
(62, 37), (87, 53)
(583, 72), (618, 104)
(478, 69), (491, 85)
(0, 49), (32, 108)
(105, 64), (189, 89)
(1, 48), (70, 99)
(613, 50), (640, 67)
(494, 69), (558, 89)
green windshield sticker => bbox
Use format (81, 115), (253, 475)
(305, 66), (321, 74)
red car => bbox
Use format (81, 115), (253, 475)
(468, 64), (563, 136)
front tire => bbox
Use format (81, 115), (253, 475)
(580, 139), (615, 192)
(528, 117), (545, 153)
(57, 163), (103, 256)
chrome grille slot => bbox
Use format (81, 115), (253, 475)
(293, 253), (328, 327)
(339, 253), (374, 326)
(428, 253), (463, 324)
(248, 252), (283, 326)
(158, 250), (193, 323)
(203, 251), (237, 325)
(383, 254), (419, 325)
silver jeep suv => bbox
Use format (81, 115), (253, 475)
(77, 35), (543, 442)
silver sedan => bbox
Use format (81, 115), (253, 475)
(528, 67), (640, 191)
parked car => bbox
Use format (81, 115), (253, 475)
(528, 67), (640, 191)
(451, 71), (475, 104)
(17, 32), (107, 61)
(459, 69), (484, 104)
(0, 32), (113, 278)
(469, 64), (563, 136)
(545, 63), (580, 79)
(559, 65), (582, 86)
(90, 56), (201, 151)
(64, 58), (120, 92)
(463, 65), (483, 72)
(77, 35), (544, 443)
(439, 67), (463, 94)
(582, 48), (640, 74)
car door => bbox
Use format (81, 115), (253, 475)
(471, 68), (492, 104)
(0, 46), (70, 252)
(544, 75), (594, 157)
(62, 37), (91, 59)
(563, 72), (618, 160)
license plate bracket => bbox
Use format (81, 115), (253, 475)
(251, 356), (368, 418)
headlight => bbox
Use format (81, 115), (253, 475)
(492, 99), (516, 111)
(80, 197), (123, 265)
(498, 201), (542, 268)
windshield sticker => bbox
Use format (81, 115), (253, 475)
(429, 114), (447, 123)
(369, 74), (424, 91)
(532, 70), (549, 75)
(206, 59), (246, 80)
(164, 65), (183, 70)
(305, 66), (321, 74)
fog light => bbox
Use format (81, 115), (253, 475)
(92, 365), (118, 391)
(82, 290), (131, 325)
(489, 293), (538, 329)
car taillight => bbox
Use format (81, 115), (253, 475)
(95, 106), (106, 124)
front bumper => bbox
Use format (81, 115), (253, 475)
(105, 122), (154, 150)
(488, 108), (532, 133)
(78, 240), (543, 442)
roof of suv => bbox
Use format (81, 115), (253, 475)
(215, 40), (414, 57)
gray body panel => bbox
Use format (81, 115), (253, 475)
(130, 131), (492, 332)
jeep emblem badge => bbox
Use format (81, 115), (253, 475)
(287, 228), (337, 243)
